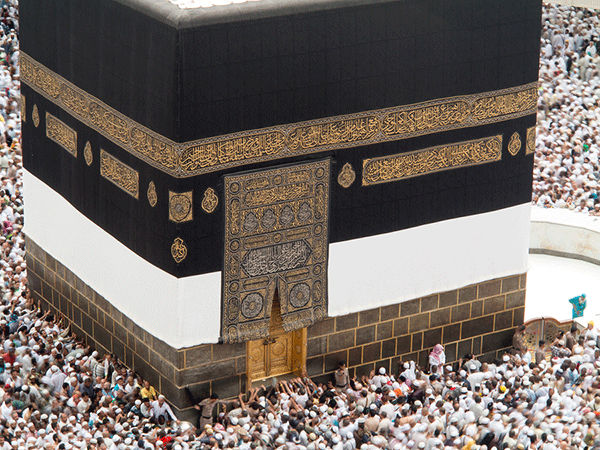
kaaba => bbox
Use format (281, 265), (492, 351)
(21, 0), (541, 417)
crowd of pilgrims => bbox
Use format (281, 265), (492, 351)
(533, 3), (600, 214)
(1, 0), (600, 449)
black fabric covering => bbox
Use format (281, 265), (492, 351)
(20, 0), (178, 139)
(20, 0), (541, 278)
(178, 0), (541, 141)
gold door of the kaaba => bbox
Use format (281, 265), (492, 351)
(247, 330), (306, 381)
(247, 290), (306, 381)
(222, 159), (330, 345)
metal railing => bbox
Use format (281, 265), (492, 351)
(522, 316), (579, 353)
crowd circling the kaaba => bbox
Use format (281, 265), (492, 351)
(1, 0), (600, 449)
(533, 3), (600, 214)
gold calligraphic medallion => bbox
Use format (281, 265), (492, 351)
(169, 191), (193, 223)
(84, 142), (93, 165)
(20, 94), (25, 122)
(147, 181), (157, 207)
(337, 163), (356, 188)
(202, 187), (218, 213)
(32, 104), (40, 128)
(526, 126), (536, 155)
(222, 160), (331, 344)
(171, 237), (187, 263)
(508, 132), (521, 156)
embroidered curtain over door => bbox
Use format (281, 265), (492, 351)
(222, 159), (331, 344)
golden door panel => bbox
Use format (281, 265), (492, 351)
(247, 331), (293, 380)
(247, 329), (306, 382)
(268, 331), (293, 378)
(247, 338), (267, 380)
(292, 329), (307, 374)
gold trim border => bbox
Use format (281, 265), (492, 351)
(21, 52), (537, 178)
(362, 135), (503, 186)
(45, 112), (77, 157)
(100, 149), (140, 199)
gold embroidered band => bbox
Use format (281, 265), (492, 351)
(22, 52), (536, 178)
(362, 135), (503, 186)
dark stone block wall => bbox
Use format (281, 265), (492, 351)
(305, 274), (527, 386)
(26, 236), (526, 420)
(25, 236), (245, 421)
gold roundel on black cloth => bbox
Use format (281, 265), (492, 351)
(147, 181), (157, 207)
(508, 132), (521, 156)
(171, 237), (188, 263)
(84, 142), (93, 166)
(169, 191), (193, 222)
(229, 240), (240, 251)
(337, 163), (356, 188)
(526, 126), (536, 154)
(32, 104), (40, 127)
(201, 187), (218, 213)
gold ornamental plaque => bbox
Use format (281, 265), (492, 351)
(222, 159), (330, 344)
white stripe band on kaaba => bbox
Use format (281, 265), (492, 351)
(24, 169), (530, 349)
